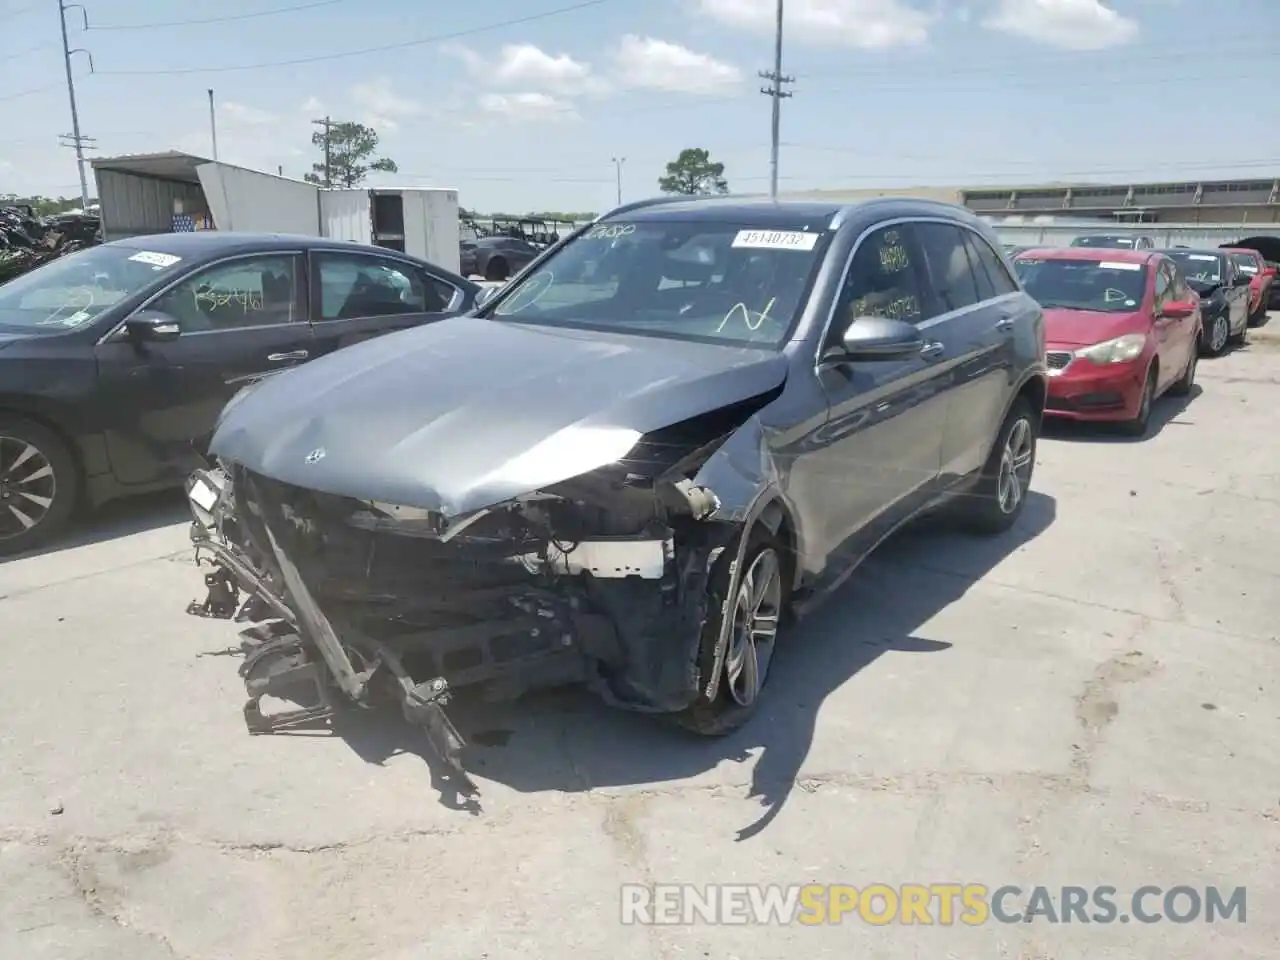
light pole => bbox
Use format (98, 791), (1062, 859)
(57, 0), (93, 209)
(611, 156), (625, 206)
(758, 0), (793, 200)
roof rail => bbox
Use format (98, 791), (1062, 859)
(593, 194), (733, 221)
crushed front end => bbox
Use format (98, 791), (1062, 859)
(184, 435), (741, 788)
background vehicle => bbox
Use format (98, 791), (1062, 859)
(1013, 248), (1199, 435)
(1222, 247), (1274, 323)
(1269, 261), (1280, 310)
(1161, 248), (1251, 355)
(1070, 234), (1155, 251)
(459, 235), (541, 281)
(186, 196), (1047, 783)
(0, 231), (478, 555)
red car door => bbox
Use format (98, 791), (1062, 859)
(1149, 259), (1179, 393)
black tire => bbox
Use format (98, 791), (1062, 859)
(0, 414), (80, 557)
(1168, 346), (1196, 397)
(1247, 302), (1266, 327)
(1117, 365), (1157, 438)
(1202, 313), (1230, 357)
(958, 397), (1038, 536)
(673, 525), (788, 737)
(484, 257), (509, 282)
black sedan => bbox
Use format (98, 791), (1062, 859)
(459, 235), (542, 281)
(1161, 247), (1252, 355)
(0, 231), (478, 554)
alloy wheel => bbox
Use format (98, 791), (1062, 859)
(723, 547), (783, 707)
(996, 418), (1034, 515)
(0, 434), (57, 541)
(1210, 316), (1229, 353)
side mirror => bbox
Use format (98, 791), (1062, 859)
(829, 316), (924, 362)
(1160, 300), (1195, 320)
(124, 310), (181, 342)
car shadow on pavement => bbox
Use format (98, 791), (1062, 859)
(1041, 383), (1203, 444)
(319, 491), (1057, 835)
(0, 489), (190, 564)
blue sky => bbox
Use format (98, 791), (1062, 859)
(2, 0), (1278, 213)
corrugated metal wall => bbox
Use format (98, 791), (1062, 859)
(990, 222), (1280, 248)
(95, 170), (206, 241)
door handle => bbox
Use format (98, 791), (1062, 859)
(920, 341), (945, 359)
(995, 317), (1015, 331)
(267, 350), (309, 362)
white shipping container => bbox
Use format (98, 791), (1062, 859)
(197, 163), (319, 234)
(319, 188), (460, 274)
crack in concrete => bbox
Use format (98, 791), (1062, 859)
(1153, 545), (1188, 622)
(57, 845), (185, 959)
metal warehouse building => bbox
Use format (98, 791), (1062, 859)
(776, 174), (1280, 256)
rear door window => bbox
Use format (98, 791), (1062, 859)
(914, 222), (981, 317)
(965, 233), (1019, 297)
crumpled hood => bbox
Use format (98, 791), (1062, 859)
(1043, 307), (1146, 349)
(210, 315), (788, 516)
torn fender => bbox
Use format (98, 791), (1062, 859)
(208, 314), (789, 517)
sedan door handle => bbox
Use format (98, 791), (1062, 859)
(920, 340), (945, 359)
(267, 350), (309, 362)
(995, 317), (1015, 331)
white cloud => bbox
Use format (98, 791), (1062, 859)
(448, 42), (604, 96)
(613, 36), (742, 95)
(221, 102), (277, 126)
(477, 92), (578, 122)
(699, 0), (933, 48)
(300, 96), (324, 113)
(983, 0), (1138, 50)
(349, 77), (422, 132)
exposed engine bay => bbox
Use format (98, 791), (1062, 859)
(184, 398), (775, 791)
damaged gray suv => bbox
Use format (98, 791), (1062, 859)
(185, 195), (1047, 787)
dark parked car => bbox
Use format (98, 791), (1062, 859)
(1070, 234), (1155, 251)
(1269, 261), (1280, 310)
(183, 196), (1047, 786)
(0, 231), (478, 554)
(459, 235), (541, 281)
(1161, 248), (1251, 355)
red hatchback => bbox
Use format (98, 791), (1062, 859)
(1012, 249), (1201, 435)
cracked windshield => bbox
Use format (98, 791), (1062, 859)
(1, 0), (1277, 958)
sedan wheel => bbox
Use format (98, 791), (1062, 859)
(0, 435), (58, 540)
(0, 417), (78, 556)
(722, 546), (783, 708)
(1207, 315), (1229, 355)
(996, 417), (1034, 516)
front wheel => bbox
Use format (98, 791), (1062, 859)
(1117, 366), (1156, 438)
(0, 415), (80, 557)
(1203, 314), (1230, 356)
(1168, 346), (1197, 397)
(674, 526), (787, 737)
(958, 397), (1037, 536)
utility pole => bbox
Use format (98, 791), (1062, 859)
(611, 156), (625, 206)
(207, 89), (219, 160)
(311, 116), (333, 187)
(757, 0), (793, 200)
(57, 0), (93, 210)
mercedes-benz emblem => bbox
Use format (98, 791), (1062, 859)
(304, 447), (326, 464)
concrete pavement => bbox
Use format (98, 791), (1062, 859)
(2, 328), (1278, 959)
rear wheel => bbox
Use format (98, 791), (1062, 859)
(958, 397), (1037, 536)
(0, 415), (79, 556)
(484, 257), (509, 282)
(674, 526), (787, 737)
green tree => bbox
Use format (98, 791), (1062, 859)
(657, 148), (728, 196)
(304, 121), (398, 188)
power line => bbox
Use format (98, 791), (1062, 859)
(93, 0), (618, 75)
(0, 1), (39, 22)
(87, 0), (354, 30)
(0, 81), (66, 104)
(0, 40), (58, 62)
